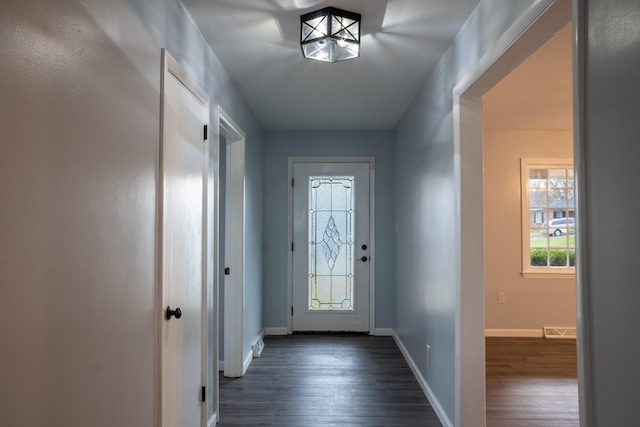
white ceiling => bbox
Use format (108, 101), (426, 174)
(182, 0), (481, 130)
(484, 23), (573, 131)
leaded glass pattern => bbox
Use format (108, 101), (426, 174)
(308, 176), (354, 310)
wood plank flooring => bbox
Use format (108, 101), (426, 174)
(218, 334), (442, 426)
(218, 335), (579, 426)
(486, 337), (579, 427)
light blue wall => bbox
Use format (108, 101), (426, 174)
(579, 0), (640, 424)
(393, 0), (538, 422)
(263, 131), (395, 330)
(0, 0), (263, 424)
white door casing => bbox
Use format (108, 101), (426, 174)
(292, 161), (372, 332)
(160, 50), (209, 427)
(452, 1), (572, 426)
(218, 107), (246, 378)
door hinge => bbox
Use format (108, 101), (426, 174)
(291, 242), (294, 252)
(201, 386), (206, 402)
(291, 306), (294, 316)
(203, 124), (208, 140)
(291, 178), (294, 187)
(224, 267), (230, 275)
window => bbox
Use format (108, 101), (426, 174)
(521, 159), (575, 278)
(308, 175), (355, 310)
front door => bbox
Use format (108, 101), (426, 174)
(292, 162), (371, 332)
(161, 56), (207, 427)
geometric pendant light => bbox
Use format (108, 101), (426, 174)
(300, 7), (361, 62)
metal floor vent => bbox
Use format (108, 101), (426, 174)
(252, 337), (265, 357)
(543, 326), (577, 339)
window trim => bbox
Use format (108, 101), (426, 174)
(520, 158), (576, 279)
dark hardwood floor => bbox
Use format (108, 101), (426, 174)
(218, 335), (579, 426)
(486, 337), (579, 427)
(218, 334), (441, 426)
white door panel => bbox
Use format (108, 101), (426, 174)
(161, 66), (206, 427)
(292, 162), (370, 332)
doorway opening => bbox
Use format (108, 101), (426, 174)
(482, 19), (577, 426)
(216, 107), (246, 379)
(453, 0), (579, 425)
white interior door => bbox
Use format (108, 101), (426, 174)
(292, 162), (371, 332)
(161, 55), (207, 427)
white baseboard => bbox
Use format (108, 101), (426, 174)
(393, 331), (453, 427)
(264, 327), (288, 335)
(242, 348), (252, 376)
(485, 328), (543, 337)
(207, 412), (217, 427)
(374, 328), (393, 336)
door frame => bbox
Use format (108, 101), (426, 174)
(451, 1), (579, 426)
(216, 106), (246, 378)
(159, 49), (211, 427)
(287, 156), (376, 335)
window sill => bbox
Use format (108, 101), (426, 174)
(521, 271), (576, 279)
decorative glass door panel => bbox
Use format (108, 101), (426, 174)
(308, 176), (355, 310)
(292, 162), (371, 332)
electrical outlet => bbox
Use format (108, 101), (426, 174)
(498, 292), (506, 304)
(426, 345), (431, 364)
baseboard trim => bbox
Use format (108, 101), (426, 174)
(242, 348), (252, 376)
(485, 328), (543, 337)
(374, 328), (393, 336)
(264, 327), (288, 336)
(218, 361), (224, 372)
(392, 331), (454, 427)
(207, 413), (217, 427)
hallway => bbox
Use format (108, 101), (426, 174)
(4, 1), (640, 425)
(218, 334), (441, 426)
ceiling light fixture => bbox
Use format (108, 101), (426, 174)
(300, 7), (361, 63)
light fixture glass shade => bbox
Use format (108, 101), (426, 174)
(300, 7), (361, 63)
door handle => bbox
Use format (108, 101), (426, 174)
(165, 306), (182, 320)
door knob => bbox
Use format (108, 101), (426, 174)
(361, 256), (368, 262)
(165, 306), (182, 320)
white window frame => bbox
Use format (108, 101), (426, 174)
(521, 159), (576, 279)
